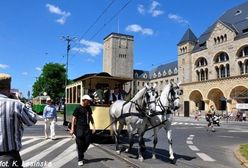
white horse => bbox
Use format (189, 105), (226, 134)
(109, 84), (157, 161)
(147, 81), (182, 164)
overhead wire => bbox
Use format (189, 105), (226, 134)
(89, 0), (133, 41)
(71, 0), (117, 49)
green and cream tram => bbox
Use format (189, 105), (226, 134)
(65, 72), (132, 134)
(32, 95), (50, 114)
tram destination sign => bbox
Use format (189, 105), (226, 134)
(236, 103), (248, 109)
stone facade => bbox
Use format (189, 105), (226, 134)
(177, 1), (248, 116)
(103, 33), (133, 79)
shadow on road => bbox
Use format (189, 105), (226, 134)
(84, 157), (114, 163)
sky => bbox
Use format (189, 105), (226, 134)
(0, 0), (247, 97)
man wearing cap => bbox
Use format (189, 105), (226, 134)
(70, 95), (96, 166)
(0, 73), (37, 168)
(43, 97), (57, 140)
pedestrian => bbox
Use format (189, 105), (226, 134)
(70, 95), (96, 166)
(206, 105), (215, 131)
(243, 112), (246, 121)
(109, 87), (123, 104)
(0, 73), (37, 168)
(43, 97), (57, 140)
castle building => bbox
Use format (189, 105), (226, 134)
(177, 1), (248, 116)
(103, 1), (248, 116)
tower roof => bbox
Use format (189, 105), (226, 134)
(193, 1), (248, 52)
(103, 32), (133, 40)
(177, 28), (197, 45)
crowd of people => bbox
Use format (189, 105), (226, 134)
(91, 85), (130, 105)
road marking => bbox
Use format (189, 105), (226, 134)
(171, 122), (177, 125)
(196, 153), (216, 162)
(44, 143), (77, 167)
(187, 137), (193, 140)
(24, 138), (71, 167)
(178, 122), (183, 125)
(228, 130), (248, 133)
(217, 135), (235, 138)
(186, 141), (193, 145)
(22, 138), (39, 146)
(188, 145), (199, 151)
(45, 144), (94, 167)
(20, 139), (51, 155)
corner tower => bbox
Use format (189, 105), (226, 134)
(177, 28), (197, 84)
(103, 33), (134, 79)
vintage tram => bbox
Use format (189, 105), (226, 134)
(65, 72), (132, 134)
(32, 95), (50, 114)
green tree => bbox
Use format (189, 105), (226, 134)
(32, 63), (66, 103)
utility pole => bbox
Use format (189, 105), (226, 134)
(61, 35), (76, 125)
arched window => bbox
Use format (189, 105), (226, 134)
(196, 70), (200, 81)
(221, 35), (224, 43)
(224, 34), (227, 41)
(237, 46), (248, 58)
(205, 68), (208, 80)
(200, 69), (205, 81)
(245, 60), (248, 74)
(220, 65), (225, 78)
(195, 57), (208, 67)
(214, 52), (229, 63)
(214, 38), (217, 44)
(226, 64), (230, 77)
(217, 37), (220, 43)
(215, 66), (219, 78)
(238, 61), (244, 74)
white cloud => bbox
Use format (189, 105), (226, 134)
(72, 39), (103, 57)
(22, 72), (28, 76)
(137, 4), (145, 15)
(35, 67), (42, 71)
(0, 64), (9, 69)
(46, 4), (71, 25)
(126, 24), (154, 36)
(149, 1), (164, 17)
(138, 1), (164, 17)
(168, 14), (189, 25)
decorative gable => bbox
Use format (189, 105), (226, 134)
(208, 21), (236, 47)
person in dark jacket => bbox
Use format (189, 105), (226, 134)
(109, 87), (123, 104)
(70, 95), (96, 166)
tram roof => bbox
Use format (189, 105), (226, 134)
(72, 72), (132, 83)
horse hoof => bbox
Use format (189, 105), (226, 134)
(170, 158), (176, 164)
(138, 157), (144, 162)
(152, 155), (156, 160)
(116, 150), (121, 155)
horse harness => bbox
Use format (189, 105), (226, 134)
(147, 84), (180, 118)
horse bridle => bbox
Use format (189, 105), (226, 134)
(148, 84), (180, 116)
(122, 88), (157, 118)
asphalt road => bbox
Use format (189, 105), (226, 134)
(20, 116), (248, 168)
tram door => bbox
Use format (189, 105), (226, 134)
(184, 101), (190, 117)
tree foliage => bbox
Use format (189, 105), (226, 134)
(32, 63), (66, 103)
